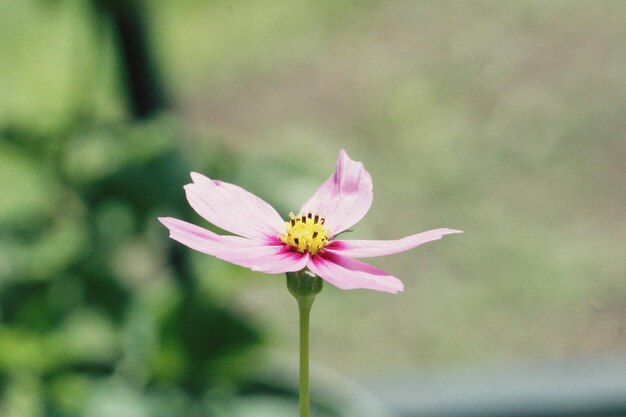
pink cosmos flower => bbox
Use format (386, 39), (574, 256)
(159, 150), (461, 294)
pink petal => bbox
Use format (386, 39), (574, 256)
(159, 217), (308, 273)
(327, 228), (463, 258)
(222, 244), (310, 274)
(184, 172), (285, 240)
(299, 150), (373, 235)
(308, 252), (404, 293)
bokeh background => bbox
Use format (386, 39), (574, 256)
(1, 0), (625, 416)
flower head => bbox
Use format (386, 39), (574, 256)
(159, 150), (462, 293)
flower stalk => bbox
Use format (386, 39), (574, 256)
(287, 270), (323, 417)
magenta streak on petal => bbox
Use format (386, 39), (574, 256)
(218, 245), (310, 274)
(326, 228), (463, 258)
(254, 252), (310, 274)
(308, 251), (404, 294)
(158, 217), (307, 274)
(299, 150), (373, 235)
(184, 172), (284, 240)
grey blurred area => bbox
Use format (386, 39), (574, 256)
(368, 356), (626, 417)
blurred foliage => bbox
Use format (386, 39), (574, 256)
(0, 118), (268, 416)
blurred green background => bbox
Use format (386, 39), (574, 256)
(1, 0), (625, 416)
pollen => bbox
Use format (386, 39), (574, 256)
(280, 211), (331, 255)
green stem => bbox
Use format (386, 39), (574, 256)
(286, 271), (323, 417)
(298, 296), (313, 417)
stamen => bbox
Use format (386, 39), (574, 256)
(279, 211), (331, 255)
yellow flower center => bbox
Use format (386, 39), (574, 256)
(280, 211), (331, 255)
